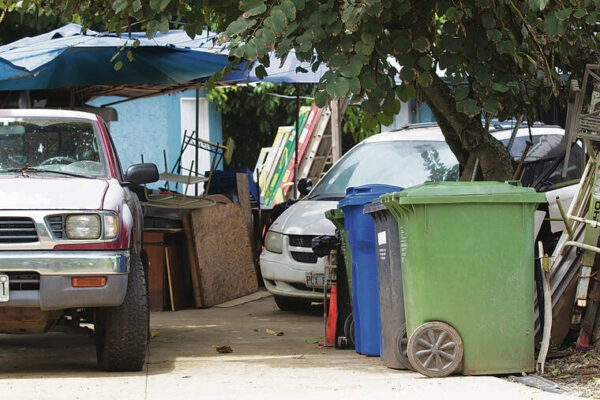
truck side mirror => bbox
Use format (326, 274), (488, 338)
(124, 163), (159, 185)
(298, 178), (313, 196)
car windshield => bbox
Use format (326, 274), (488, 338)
(307, 140), (459, 200)
(0, 118), (107, 178)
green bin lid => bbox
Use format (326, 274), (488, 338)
(380, 181), (547, 205)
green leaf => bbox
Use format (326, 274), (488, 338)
(483, 99), (500, 114)
(149, 0), (170, 11)
(496, 40), (513, 54)
(147, 20), (160, 38)
(330, 54), (346, 68)
(114, 0), (129, 13)
(492, 82), (509, 93)
(457, 98), (480, 116)
(349, 77), (361, 94)
(334, 77), (350, 97)
(292, 0), (305, 10)
(453, 85), (469, 101)
(244, 41), (258, 58)
(362, 98), (380, 114)
(439, 36), (461, 52)
(417, 55), (433, 70)
(315, 90), (328, 108)
(545, 12), (558, 36)
(114, 61), (123, 71)
(227, 19), (256, 36)
(412, 37), (430, 52)
(395, 84), (415, 102)
(255, 64), (267, 79)
(382, 97), (401, 116)
(243, 4), (267, 17)
(417, 72), (432, 87)
(126, 50), (134, 62)
(481, 14), (495, 29)
(158, 18), (169, 34)
(400, 67), (415, 82)
(359, 73), (376, 90)
(556, 7), (572, 21)
(487, 29), (502, 42)
(446, 6), (457, 20)
(271, 9), (287, 33)
(574, 9), (587, 19)
(530, 0), (548, 10)
(240, 0), (264, 11)
(132, 0), (142, 11)
(281, 0), (296, 20)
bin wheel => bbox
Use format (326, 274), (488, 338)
(407, 321), (463, 378)
(343, 313), (355, 347)
(394, 324), (412, 370)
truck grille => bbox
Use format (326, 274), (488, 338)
(291, 251), (318, 264)
(289, 235), (317, 248)
(0, 217), (38, 243)
(6, 272), (40, 291)
(46, 215), (65, 238)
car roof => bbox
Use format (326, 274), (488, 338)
(364, 122), (565, 144)
(0, 108), (100, 121)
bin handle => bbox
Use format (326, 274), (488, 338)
(505, 180), (522, 187)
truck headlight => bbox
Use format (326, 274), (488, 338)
(66, 214), (101, 239)
(103, 215), (119, 239)
(264, 231), (284, 254)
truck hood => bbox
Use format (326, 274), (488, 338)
(0, 176), (108, 210)
(269, 199), (338, 236)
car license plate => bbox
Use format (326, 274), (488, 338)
(305, 272), (325, 289)
(0, 275), (8, 302)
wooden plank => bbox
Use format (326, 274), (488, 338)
(165, 246), (187, 311)
(236, 173), (253, 242)
(188, 203), (258, 307)
(182, 212), (204, 308)
(143, 232), (165, 312)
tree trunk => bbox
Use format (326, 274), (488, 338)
(416, 74), (514, 181)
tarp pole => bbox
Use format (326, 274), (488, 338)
(294, 83), (302, 199)
(195, 88), (200, 196)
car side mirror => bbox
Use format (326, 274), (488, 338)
(124, 163), (159, 185)
(298, 178), (313, 196)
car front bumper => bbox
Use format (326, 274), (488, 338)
(260, 248), (325, 301)
(0, 251), (129, 310)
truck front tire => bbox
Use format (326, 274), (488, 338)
(95, 253), (149, 372)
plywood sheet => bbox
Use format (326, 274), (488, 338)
(182, 213), (203, 308)
(188, 203), (258, 307)
(144, 232), (165, 312)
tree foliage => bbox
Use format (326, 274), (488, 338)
(6, 0), (600, 180)
(207, 83), (377, 168)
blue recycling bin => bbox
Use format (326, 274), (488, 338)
(338, 184), (402, 356)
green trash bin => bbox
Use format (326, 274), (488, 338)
(325, 209), (355, 347)
(381, 182), (546, 377)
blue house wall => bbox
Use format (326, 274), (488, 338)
(89, 90), (222, 188)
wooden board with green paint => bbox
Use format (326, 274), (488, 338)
(264, 107), (311, 206)
(259, 126), (291, 201)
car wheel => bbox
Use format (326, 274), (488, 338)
(95, 253), (149, 372)
(273, 295), (312, 311)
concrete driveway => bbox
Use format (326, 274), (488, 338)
(0, 295), (582, 399)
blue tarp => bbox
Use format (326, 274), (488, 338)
(0, 23), (327, 91)
(0, 24), (231, 91)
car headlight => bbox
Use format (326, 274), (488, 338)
(66, 214), (101, 239)
(264, 231), (284, 254)
(103, 214), (119, 239)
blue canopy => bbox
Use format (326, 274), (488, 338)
(0, 24), (231, 91)
(0, 23), (327, 94)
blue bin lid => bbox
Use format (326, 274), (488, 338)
(338, 184), (403, 208)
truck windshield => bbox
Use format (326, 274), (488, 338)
(0, 118), (107, 178)
(307, 140), (459, 200)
